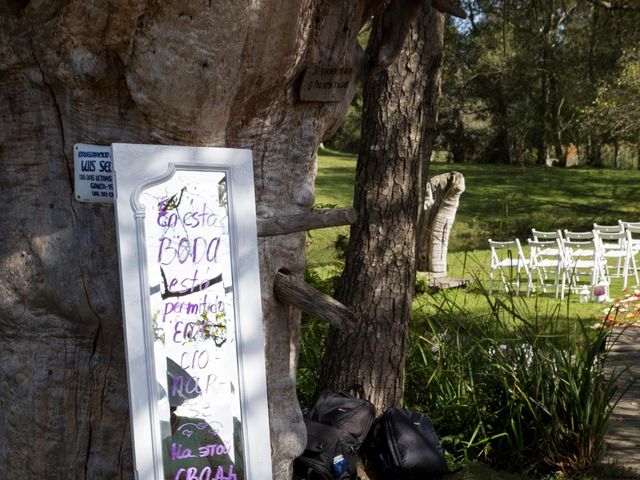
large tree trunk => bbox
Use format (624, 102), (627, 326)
(0, 2), (379, 478)
(318, 6), (445, 412)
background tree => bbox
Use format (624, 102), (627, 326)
(585, 47), (640, 168)
(327, 0), (640, 167)
(436, 0), (639, 165)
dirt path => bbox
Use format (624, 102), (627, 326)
(603, 327), (640, 477)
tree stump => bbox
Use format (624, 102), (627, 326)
(416, 171), (465, 276)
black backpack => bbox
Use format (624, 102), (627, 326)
(364, 407), (451, 479)
(294, 389), (376, 479)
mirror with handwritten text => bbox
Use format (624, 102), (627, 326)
(113, 144), (272, 480)
(143, 172), (244, 480)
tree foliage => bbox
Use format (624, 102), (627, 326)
(585, 47), (640, 144)
(327, 1), (639, 165)
(436, 0), (639, 165)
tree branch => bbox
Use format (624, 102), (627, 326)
(431, 0), (467, 19)
(366, 0), (425, 76)
(273, 271), (357, 331)
(257, 208), (356, 237)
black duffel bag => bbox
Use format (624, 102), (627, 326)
(365, 407), (451, 479)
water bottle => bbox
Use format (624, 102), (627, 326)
(332, 454), (347, 477)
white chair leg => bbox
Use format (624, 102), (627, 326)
(489, 269), (495, 295)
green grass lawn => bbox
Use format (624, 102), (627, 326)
(428, 162), (640, 252)
(308, 149), (640, 325)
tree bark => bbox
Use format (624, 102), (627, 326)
(536, 39), (551, 165)
(550, 74), (564, 163)
(318, 7), (445, 412)
(273, 271), (357, 332)
(0, 2), (382, 478)
(587, 2), (604, 167)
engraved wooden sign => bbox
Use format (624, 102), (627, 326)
(300, 64), (353, 102)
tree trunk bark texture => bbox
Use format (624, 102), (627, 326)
(318, 7), (444, 413)
(536, 40), (550, 166)
(416, 172), (465, 275)
(0, 2), (372, 478)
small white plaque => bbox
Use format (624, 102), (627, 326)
(74, 143), (114, 202)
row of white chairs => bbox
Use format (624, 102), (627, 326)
(488, 221), (640, 299)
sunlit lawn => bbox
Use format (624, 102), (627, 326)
(309, 149), (640, 325)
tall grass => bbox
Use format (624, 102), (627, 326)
(405, 289), (632, 477)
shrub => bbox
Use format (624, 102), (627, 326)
(297, 266), (341, 408)
(405, 291), (631, 477)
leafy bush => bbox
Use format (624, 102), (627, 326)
(334, 232), (349, 261)
(297, 315), (329, 410)
(405, 291), (631, 477)
(297, 266), (341, 408)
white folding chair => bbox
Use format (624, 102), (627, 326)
(620, 221), (640, 252)
(593, 230), (627, 281)
(623, 225), (640, 288)
(593, 223), (623, 234)
(527, 238), (564, 298)
(531, 229), (563, 256)
(563, 229), (594, 241)
(562, 230), (596, 262)
(488, 239), (530, 295)
(560, 239), (605, 299)
(619, 220), (640, 231)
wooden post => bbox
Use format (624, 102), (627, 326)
(273, 271), (357, 331)
(257, 207), (356, 237)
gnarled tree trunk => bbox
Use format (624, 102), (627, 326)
(0, 2), (378, 478)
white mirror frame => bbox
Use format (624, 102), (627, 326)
(112, 144), (272, 480)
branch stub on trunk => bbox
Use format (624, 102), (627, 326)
(257, 207), (356, 237)
(273, 271), (357, 331)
